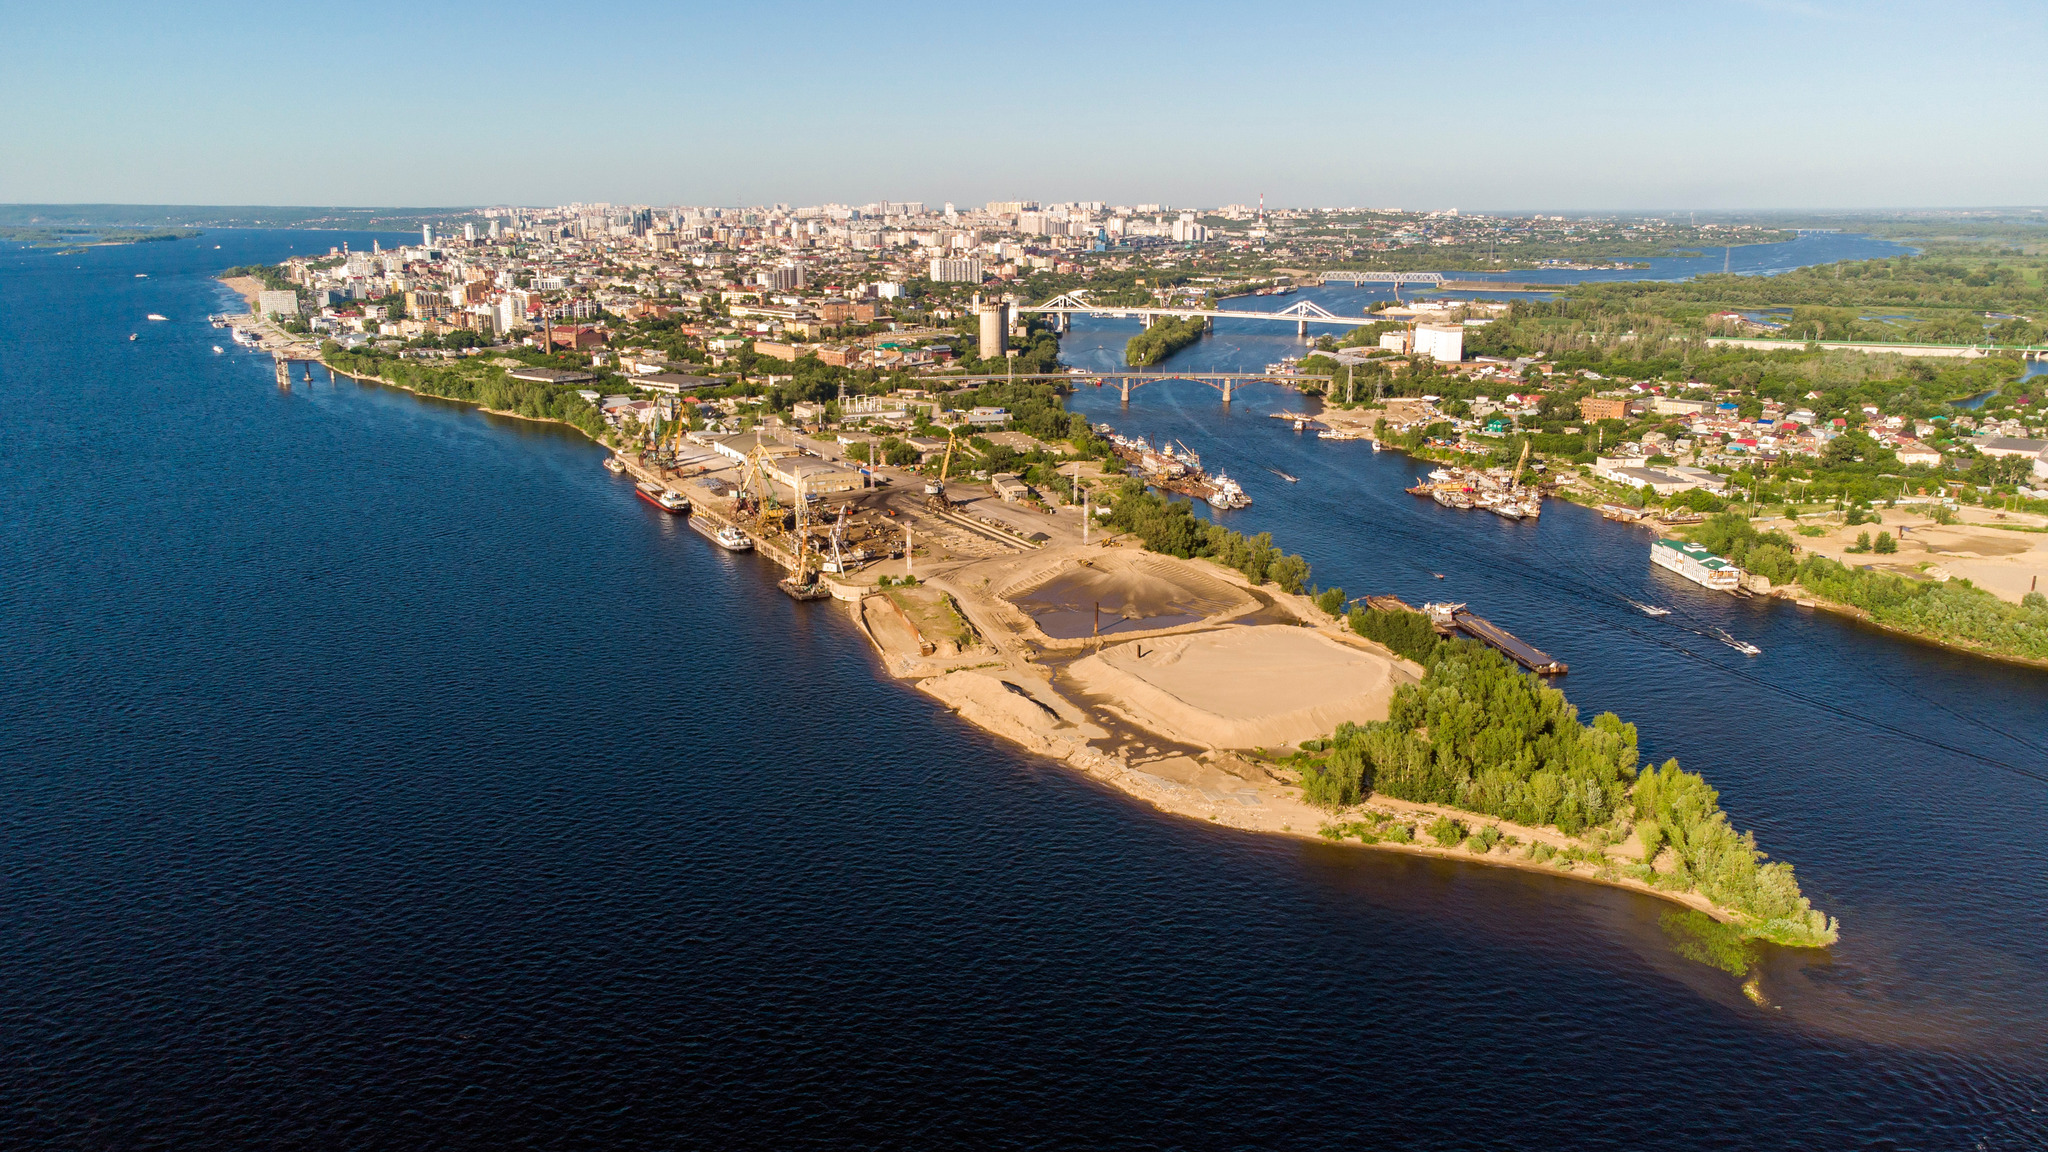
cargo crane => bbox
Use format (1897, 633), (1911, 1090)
(738, 443), (780, 520)
(779, 472), (830, 599)
(924, 428), (962, 511)
(822, 504), (852, 574)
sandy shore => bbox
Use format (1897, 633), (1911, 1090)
(1767, 507), (2048, 606)
(854, 541), (1745, 924)
(219, 275), (266, 309)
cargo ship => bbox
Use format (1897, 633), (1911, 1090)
(636, 482), (690, 514)
(691, 516), (754, 551)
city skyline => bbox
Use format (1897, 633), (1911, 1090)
(8, 0), (2046, 210)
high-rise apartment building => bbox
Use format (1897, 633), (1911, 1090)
(928, 258), (983, 284)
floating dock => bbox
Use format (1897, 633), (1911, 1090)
(1442, 607), (1568, 675)
(1364, 596), (1567, 675)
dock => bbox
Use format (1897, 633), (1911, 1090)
(1443, 608), (1568, 675)
(1360, 596), (1568, 674)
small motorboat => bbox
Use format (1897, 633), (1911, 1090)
(603, 456), (626, 474)
(1712, 628), (1761, 656)
(128, 333), (137, 341)
(1432, 572), (1446, 580)
(147, 314), (168, 321)
(212, 345), (223, 354)
(1266, 467), (1298, 483)
(1625, 598), (1671, 617)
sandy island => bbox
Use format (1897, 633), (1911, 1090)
(833, 538), (1730, 922)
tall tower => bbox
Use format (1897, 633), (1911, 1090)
(422, 223), (435, 247)
(974, 295), (1008, 361)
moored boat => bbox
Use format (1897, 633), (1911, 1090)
(690, 517), (754, 551)
(1207, 471), (1251, 510)
(636, 482), (689, 514)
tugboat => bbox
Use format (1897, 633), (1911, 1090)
(603, 456), (627, 474)
(1206, 471), (1252, 510)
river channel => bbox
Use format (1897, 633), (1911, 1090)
(0, 230), (2041, 1147)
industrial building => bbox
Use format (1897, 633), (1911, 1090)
(975, 297), (1009, 359)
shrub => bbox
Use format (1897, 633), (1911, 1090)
(1465, 825), (1501, 854)
(1314, 586), (1347, 618)
(1347, 606), (1440, 663)
(1383, 823), (1414, 844)
(1298, 736), (1371, 810)
(1873, 531), (1897, 554)
(1428, 815), (1465, 846)
(1847, 531), (1872, 554)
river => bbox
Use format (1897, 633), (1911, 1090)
(0, 230), (2042, 1147)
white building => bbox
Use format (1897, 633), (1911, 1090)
(1413, 323), (1464, 362)
(257, 290), (299, 317)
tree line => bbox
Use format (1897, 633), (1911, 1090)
(1300, 620), (1837, 947)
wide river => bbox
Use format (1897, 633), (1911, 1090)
(1, 231), (2042, 1147)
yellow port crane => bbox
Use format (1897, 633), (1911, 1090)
(924, 427), (961, 503)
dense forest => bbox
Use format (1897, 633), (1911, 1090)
(1301, 622), (1836, 947)
(1124, 315), (1207, 367)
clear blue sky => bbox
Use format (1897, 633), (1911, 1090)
(6, 0), (2043, 210)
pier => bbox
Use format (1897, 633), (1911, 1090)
(1438, 606), (1569, 675)
(1369, 596), (1568, 675)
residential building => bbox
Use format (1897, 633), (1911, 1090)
(1413, 323), (1463, 361)
(1580, 396), (1629, 422)
(929, 257), (984, 283)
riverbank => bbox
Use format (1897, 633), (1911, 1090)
(863, 540), (1776, 936)
(220, 275), (265, 309)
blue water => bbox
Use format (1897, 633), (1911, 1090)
(2, 231), (2044, 1147)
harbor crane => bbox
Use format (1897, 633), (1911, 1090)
(925, 427), (962, 510)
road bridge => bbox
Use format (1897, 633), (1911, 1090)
(1018, 292), (1382, 336)
(927, 369), (1332, 405)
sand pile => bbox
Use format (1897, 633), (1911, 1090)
(1005, 555), (1253, 639)
(1065, 626), (1410, 749)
